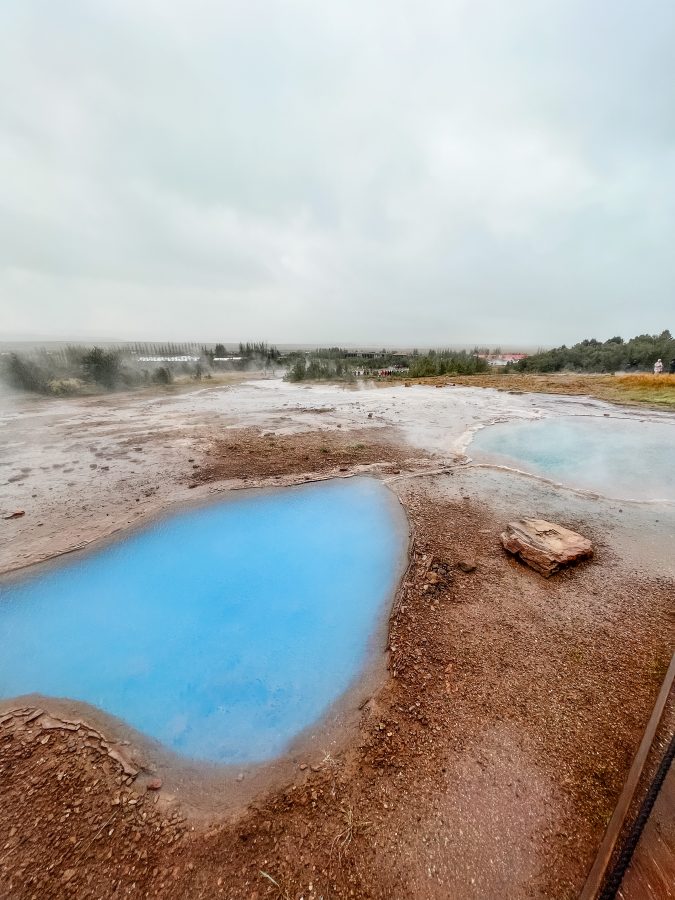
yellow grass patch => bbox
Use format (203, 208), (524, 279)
(395, 372), (675, 410)
(614, 373), (675, 389)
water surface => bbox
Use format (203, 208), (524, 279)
(0, 478), (407, 764)
(471, 416), (675, 501)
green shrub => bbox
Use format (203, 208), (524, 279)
(5, 353), (47, 393)
(82, 347), (121, 388)
(153, 366), (173, 385)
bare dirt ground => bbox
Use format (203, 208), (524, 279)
(187, 426), (424, 486)
(1, 380), (674, 899)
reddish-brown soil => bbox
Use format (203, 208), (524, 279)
(1, 429), (673, 899)
(187, 427), (429, 486)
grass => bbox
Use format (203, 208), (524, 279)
(394, 372), (675, 410)
(330, 805), (372, 863)
(259, 870), (292, 900)
(611, 373), (675, 407)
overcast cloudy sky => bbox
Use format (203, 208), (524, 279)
(1, 1), (673, 346)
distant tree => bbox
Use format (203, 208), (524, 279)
(408, 350), (489, 377)
(287, 358), (307, 381)
(214, 343), (226, 357)
(153, 366), (173, 385)
(82, 347), (121, 388)
(5, 353), (46, 393)
(516, 330), (675, 373)
(238, 341), (280, 361)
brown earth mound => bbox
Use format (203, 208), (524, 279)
(187, 427), (430, 486)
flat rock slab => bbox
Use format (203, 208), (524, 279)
(501, 518), (593, 577)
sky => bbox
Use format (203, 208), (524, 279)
(1, 1), (674, 347)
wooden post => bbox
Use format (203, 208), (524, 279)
(579, 652), (675, 899)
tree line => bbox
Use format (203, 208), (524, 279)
(285, 347), (490, 381)
(1, 341), (281, 395)
(407, 350), (489, 377)
(514, 330), (674, 373)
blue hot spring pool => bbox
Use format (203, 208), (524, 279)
(0, 478), (407, 764)
(470, 416), (675, 501)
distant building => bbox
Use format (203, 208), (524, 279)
(138, 355), (200, 362)
(343, 351), (379, 359)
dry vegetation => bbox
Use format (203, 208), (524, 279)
(612, 373), (675, 406)
(395, 372), (675, 409)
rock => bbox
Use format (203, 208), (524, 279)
(146, 777), (162, 791)
(3, 510), (25, 520)
(501, 518), (593, 577)
(40, 715), (79, 731)
(106, 744), (139, 777)
(456, 560), (476, 573)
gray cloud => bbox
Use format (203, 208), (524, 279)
(1, 0), (673, 345)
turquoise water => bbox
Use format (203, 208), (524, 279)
(0, 478), (406, 764)
(471, 416), (675, 501)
